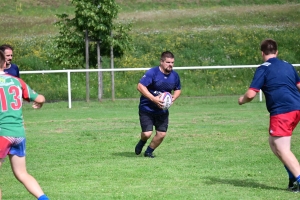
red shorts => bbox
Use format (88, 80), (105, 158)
(0, 137), (26, 158)
(269, 110), (300, 137)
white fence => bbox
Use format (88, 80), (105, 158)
(20, 64), (300, 108)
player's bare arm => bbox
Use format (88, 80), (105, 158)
(297, 83), (300, 92)
(238, 89), (257, 105)
(172, 90), (181, 103)
(32, 94), (45, 109)
(137, 83), (163, 108)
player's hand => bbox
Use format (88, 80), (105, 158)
(238, 96), (244, 105)
(152, 95), (164, 109)
(171, 97), (175, 104)
(32, 101), (43, 109)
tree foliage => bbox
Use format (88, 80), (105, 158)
(53, 0), (132, 69)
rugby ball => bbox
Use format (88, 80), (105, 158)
(159, 92), (172, 110)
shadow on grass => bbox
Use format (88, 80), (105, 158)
(112, 151), (140, 157)
(204, 176), (285, 191)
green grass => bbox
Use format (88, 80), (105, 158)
(1, 1), (300, 37)
(116, 0), (300, 12)
(1, 97), (300, 199)
(1, 3), (300, 198)
(1, 1), (300, 101)
(0, 0), (73, 37)
(120, 4), (300, 33)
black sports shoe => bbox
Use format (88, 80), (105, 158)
(288, 178), (296, 188)
(144, 152), (155, 158)
(135, 141), (145, 155)
(288, 181), (300, 193)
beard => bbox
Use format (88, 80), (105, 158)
(165, 66), (172, 73)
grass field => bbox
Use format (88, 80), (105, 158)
(1, 1), (300, 101)
(1, 97), (300, 199)
(1, 1), (299, 38)
(1, 1), (300, 199)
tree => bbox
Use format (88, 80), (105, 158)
(53, 0), (132, 69)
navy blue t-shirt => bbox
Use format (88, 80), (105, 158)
(4, 64), (20, 78)
(250, 57), (300, 116)
(139, 66), (181, 113)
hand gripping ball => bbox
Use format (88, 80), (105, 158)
(159, 92), (172, 110)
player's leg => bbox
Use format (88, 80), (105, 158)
(135, 110), (154, 155)
(144, 112), (169, 158)
(269, 136), (300, 190)
(9, 155), (49, 199)
(9, 139), (49, 199)
(144, 130), (166, 157)
(269, 111), (300, 191)
(284, 165), (296, 189)
(0, 136), (12, 200)
(135, 131), (152, 155)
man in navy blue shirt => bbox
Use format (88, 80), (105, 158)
(135, 51), (181, 158)
(0, 44), (20, 77)
(238, 39), (300, 192)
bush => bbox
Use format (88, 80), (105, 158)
(1, 27), (300, 101)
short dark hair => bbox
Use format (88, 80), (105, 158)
(161, 51), (174, 61)
(260, 39), (277, 55)
(0, 44), (14, 52)
(0, 50), (5, 69)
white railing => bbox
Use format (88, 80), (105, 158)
(20, 64), (300, 108)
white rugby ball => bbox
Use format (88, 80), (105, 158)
(159, 92), (172, 110)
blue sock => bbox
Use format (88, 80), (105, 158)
(145, 146), (154, 154)
(296, 175), (300, 184)
(284, 165), (294, 179)
(38, 194), (49, 200)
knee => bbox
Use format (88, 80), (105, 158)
(142, 131), (152, 139)
(272, 147), (291, 160)
(156, 131), (166, 139)
(13, 170), (30, 182)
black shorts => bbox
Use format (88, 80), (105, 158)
(139, 110), (169, 132)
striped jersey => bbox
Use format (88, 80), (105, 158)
(0, 72), (38, 137)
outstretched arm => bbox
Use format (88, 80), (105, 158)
(238, 89), (257, 105)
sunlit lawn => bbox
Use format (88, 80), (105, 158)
(1, 97), (300, 199)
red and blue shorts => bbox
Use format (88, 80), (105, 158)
(269, 110), (300, 137)
(0, 136), (26, 159)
